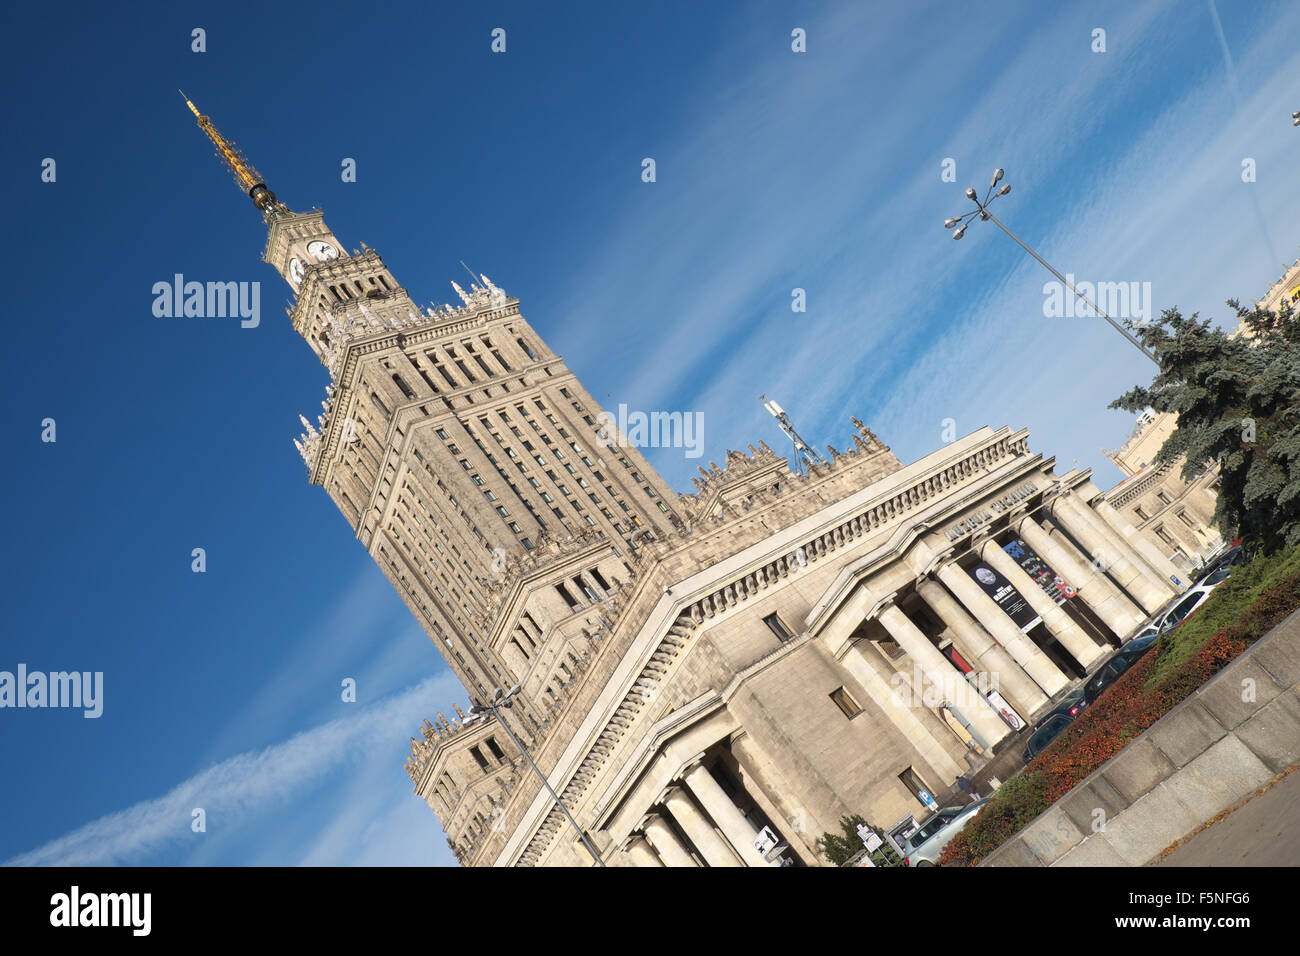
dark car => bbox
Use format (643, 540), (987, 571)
(1196, 543), (1250, 583)
(1082, 632), (1159, 705)
(1021, 687), (1088, 762)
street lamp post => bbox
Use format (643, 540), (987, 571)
(945, 168), (1158, 366)
(470, 685), (607, 866)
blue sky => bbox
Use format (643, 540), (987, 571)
(1, 0), (1296, 866)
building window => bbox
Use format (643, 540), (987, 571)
(485, 736), (505, 761)
(469, 746), (490, 772)
(829, 687), (863, 719)
(899, 767), (932, 803)
(556, 582), (580, 609)
(763, 613), (795, 642)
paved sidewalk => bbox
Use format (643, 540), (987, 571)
(1155, 767), (1300, 866)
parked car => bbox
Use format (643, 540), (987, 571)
(902, 798), (989, 867)
(1021, 687), (1089, 762)
(1197, 563), (1234, 587)
(1128, 623), (1160, 646)
(1156, 584), (1216, 636)
(1082, 631), (1161, 705)
(1195, 543), (1250, 583)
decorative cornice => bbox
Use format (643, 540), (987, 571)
(679, 431), (1030, 629)
(1105, 458), (1177, 508)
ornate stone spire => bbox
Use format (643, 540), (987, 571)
(180, 91), (288, 220)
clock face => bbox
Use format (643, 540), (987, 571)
(306, 240), (338, 262)
(288, 258), (305, 284)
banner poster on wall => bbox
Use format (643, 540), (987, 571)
(971, 562), (1041, 632)
(987, 689), (1026, 731)
(1003, 538), (1077, 603)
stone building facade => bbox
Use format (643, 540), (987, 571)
(412, 422), (1196, 867)
(186, 100), (1196, 867)
(1101, 409), (1223, 575)
(1251, 251), (1300, 318)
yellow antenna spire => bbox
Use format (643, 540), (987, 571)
(179, 90), (285, 215)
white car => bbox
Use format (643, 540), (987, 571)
(1156, 583), (1216, 636)
(902, 799), (988, 867)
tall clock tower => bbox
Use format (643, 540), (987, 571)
(183, 96), (686, 720)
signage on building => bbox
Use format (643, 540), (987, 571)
(971, 562), (1041, 632)
(987, 690), (1025, 730)
(754, 826), (789, 864)
(1003, 538), (1075, 603)
(944, 481), (1040, 541)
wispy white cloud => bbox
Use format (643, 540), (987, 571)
(4, 674), (461, 867)
(548, 0), (1300, 495)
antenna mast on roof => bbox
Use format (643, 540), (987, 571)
(761, 395), (827, 475)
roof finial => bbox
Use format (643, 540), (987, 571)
(180, 90), (287, 217)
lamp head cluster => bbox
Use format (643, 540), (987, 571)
(1293, 110), (1300, 127)
(945, 168), (1011, 239)
(470, 684), (523, 715)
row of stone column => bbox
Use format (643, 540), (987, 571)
(830, 491), (1182, 754)
(626, 762), (773, 866)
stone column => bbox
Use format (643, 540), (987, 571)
(1049, 492), (1172, 614)
(835, 640), (973, 776)
(642, 814), (697, 868)
(933, 562), (1069, 698)
(876, 602), (1012, 749)
(979, 538), (1107, 670)
(1016, 516), (1145, 640)
(683, 763), (771, 867)
(729, 732), (824, 865)
(914, 577), (1047, 716)
(820, 584), (976, 777)
(624, 834), (663, 867)
(1091, 497), (1189, 592)
(663, 789), (741, 867)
